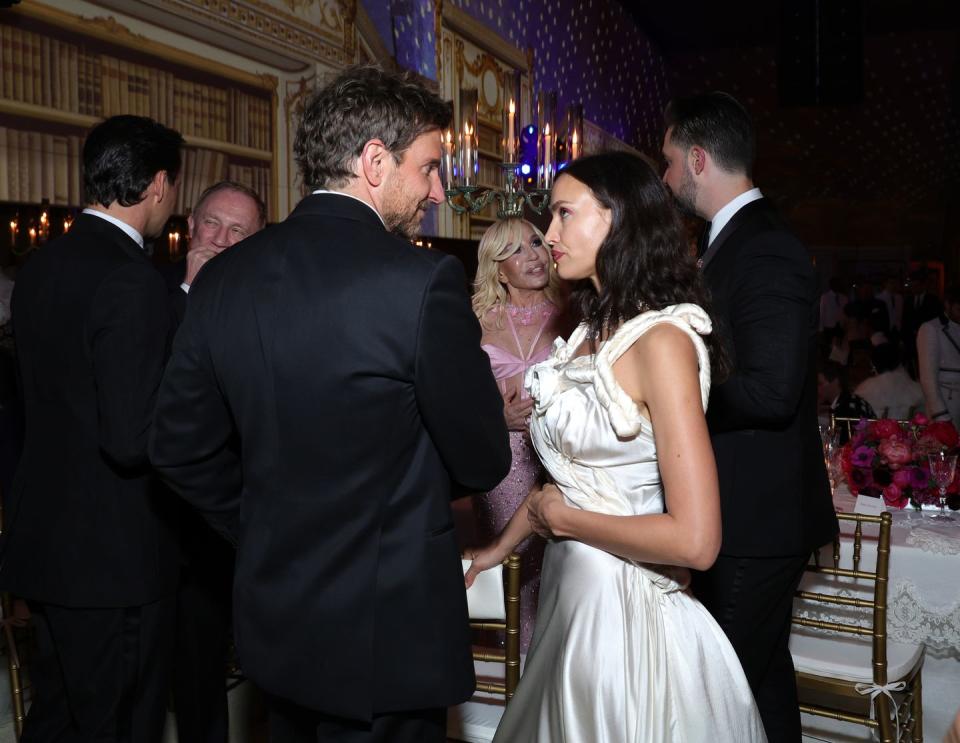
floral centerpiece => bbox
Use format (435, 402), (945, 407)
(840, 414), (960, 509)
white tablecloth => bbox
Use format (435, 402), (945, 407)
(795, 490), (960, 741)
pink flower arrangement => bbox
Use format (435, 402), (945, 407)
(840, 414), (959, 509)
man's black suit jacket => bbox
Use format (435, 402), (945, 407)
(149, 194), (512, 721)
(702, 199), (837, 556)
(0, 214), (178, 607)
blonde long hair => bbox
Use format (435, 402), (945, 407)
(471, 218), (564, 329)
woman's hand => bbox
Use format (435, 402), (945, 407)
(503, 387), (534, 432)
(464, 542), (510, 588)
(527, 483), (567, 539)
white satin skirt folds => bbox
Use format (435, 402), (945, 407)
(492, 306), (766, 743)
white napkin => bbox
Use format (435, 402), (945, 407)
(461, 559), (505, 620)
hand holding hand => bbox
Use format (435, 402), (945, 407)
(184, 247), (221, 287)
(527, 483), (566, 539)
(503, 387), (534, 432)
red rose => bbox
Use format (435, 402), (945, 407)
(924, 421), (960, 449)
(911, 412), (930, 426)
(883, 483), (909, 509)
(871, 419), (902, 440)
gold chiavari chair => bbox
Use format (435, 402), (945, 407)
(790, 511), (924, 743)
(830, 413), (870, 443)
(469, 553), (521, 701)
(447, 553), (521, 743)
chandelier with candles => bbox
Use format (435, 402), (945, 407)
(441, 73), (583, 220)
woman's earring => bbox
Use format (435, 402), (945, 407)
(552, 262), (558, 271)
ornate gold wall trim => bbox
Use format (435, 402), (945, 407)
(14, 2), (279, 90)
(441, 1), (527, 73)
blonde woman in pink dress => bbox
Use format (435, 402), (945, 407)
(471, 218), (568, 651)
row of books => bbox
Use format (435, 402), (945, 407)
(0, 125), (270, 217)
(0, 23), (273, 152)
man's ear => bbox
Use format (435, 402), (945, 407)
(187, 214), (195, 239)
(358, 139), (389, 187)
(150, 170), (172, 203)
(690, 146), (706, 176)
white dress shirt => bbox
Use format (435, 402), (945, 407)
(82, 208), (144, 249)
(708, 187), (763, 246)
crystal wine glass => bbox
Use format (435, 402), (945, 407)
(927, 450), (958, 522)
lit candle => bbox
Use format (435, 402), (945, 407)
(9, 220), (17, 247)
(462, 121), (475, 187)
(63, 217), (72, 233)
(442, 128), (455, 190)
(543, 123), (553, 187)
(28, 227), (37, 247)
(168, 231), (180, 256)
(507, 99), (516, 162)
(571, 129), (580, 161)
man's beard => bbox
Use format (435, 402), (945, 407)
(670, 165), (698, 218)
(382, 180), (429, 240)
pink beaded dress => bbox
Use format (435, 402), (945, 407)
(474, 302), (555, 652)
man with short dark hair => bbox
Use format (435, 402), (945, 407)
(150, 66), (511, 742)
(1, 114), (184, 742)
(662, 92), (838, 742)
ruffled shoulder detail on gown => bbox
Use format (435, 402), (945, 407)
(593, 303), (713, 439)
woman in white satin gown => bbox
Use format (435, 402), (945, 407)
(465, 153), (766, 742)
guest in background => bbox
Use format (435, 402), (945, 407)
(825, 323), (850, 366)
(844, 279), (889, 341)
(917, 286), (960, 428)
(662, 91), (837, 742)
(171, 181), (266, 743)
(0, 115), (183, 743)
(903, 269), (943, 367)
(875, 276), (903, 336)
(818, 276), (848, 333)
(818, 360), (875, 431)
(853, 343), (922, 421)
(471, 217), (568, 651)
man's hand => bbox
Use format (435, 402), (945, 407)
(184, 247), (220, 287)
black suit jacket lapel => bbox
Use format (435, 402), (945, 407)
(700, 198), (768, 271)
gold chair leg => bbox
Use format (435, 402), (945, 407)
(911, 673), (923, 743)
(2, 621), (25, 741)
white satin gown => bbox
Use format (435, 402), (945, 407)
(492, 305), (767, 743)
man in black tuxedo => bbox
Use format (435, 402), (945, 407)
(662, 93), (838, 742)
(1, 115), (184, 742)
(168, 181), (266, 743)
(149, 66), (511, 743)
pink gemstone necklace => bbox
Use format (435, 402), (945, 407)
(505, 300), (553, 327)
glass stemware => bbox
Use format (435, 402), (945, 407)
(819, 424), (841, 496)
(927, 450), (957, 521)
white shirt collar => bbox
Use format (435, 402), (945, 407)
(82, 208), (144, 249)
(708, 188), (763, 246)
(311, 189), (386, 227)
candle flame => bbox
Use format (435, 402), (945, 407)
(509, 99), (515, 114)
(544, 123), (550, 136)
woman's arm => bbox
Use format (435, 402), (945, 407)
(464, 490), (537, 587)
(528, 324), (722, 570)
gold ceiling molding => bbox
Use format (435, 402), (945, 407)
(167, 0), (347, 65)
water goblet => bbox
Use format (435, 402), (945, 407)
(927, 450), (958, 522)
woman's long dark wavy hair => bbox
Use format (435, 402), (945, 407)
(560, 152), (728, 379)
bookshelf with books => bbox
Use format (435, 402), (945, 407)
(0, 4), (279, 228)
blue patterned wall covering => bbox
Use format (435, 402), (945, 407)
(361, 0), (670, 154)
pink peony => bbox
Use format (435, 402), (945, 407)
(878, 438), (913, 469)
(883, 483), (909, 509)
(911, 412), (930, 426)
